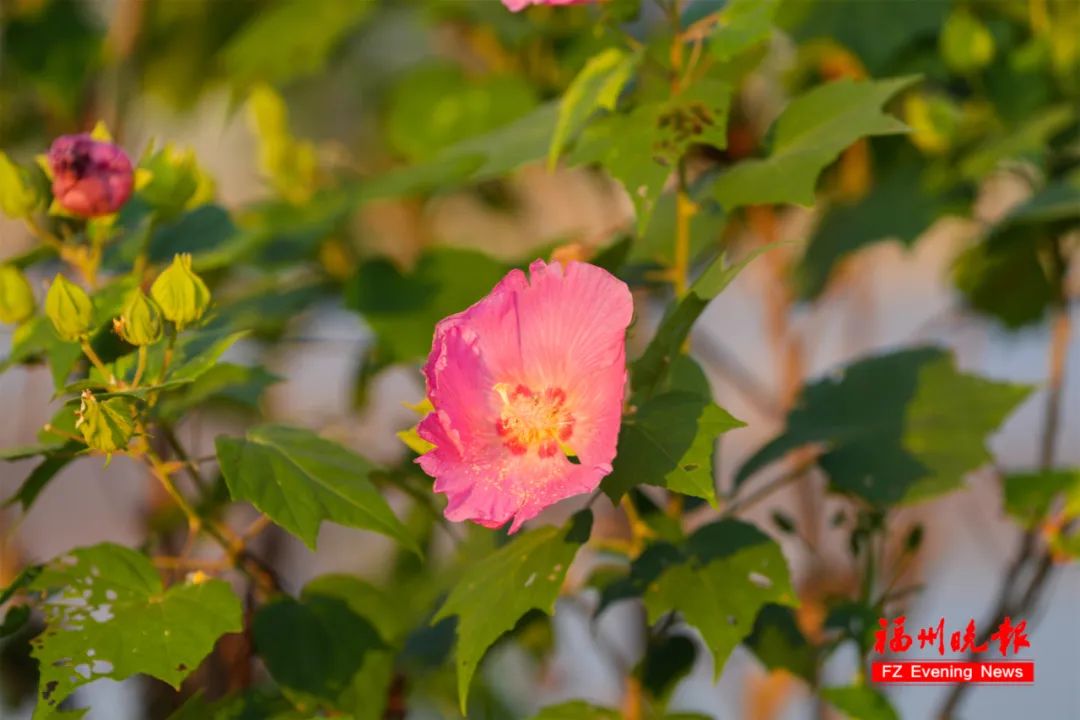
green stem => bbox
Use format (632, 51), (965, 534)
(80, 339), (116, 387)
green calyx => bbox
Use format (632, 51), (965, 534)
(45, 274), (94, 341)
(151, 253), (211, 331)
(114, 290), (164, 346)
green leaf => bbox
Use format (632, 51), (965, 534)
(365, 103), (561, 200)
(744, 603), (817, 682)
(1002, 469), (1080, 528)
(28, 543), (242, 715)
(958, 105), (1076, 181)
(2, 445), (79, 513)
(549, 47), (640, 169)
(531, 701), (621, 720)
(167, 689), (300, 720)
(215, 424), (417, 553)
(633, 243), (780, 398)
(952, 225), (1058, 329)
(642, 520), (796, 678)
(604, 391), (744, 504)
(571, 104), (670, 232)
(345, 248), (507, 363)
(158, 363), (279, 420)
(168, 329), (249, 382)
(796, 141), (945, 299)
(821, 685), (898, 720)
(572, 80), (732, 231)
(639, 633), (697, 703)
(737, 348), (1033, 505)
(785, 0), (947, 75)
(711, 76), (916, 209)
(221, 0), (373, 88)
(434, 512), (592, 714)
(0, 151), (41, 218)
(387, 64), (539, 162)
(709, 0), (780, 60)
(253, 579), (394, 720)
(998, 169), (1080, 226)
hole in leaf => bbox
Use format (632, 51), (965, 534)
(748, 572), (773, 590)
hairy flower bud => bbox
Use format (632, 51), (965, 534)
(0, 265), (36, 325)
(76, 390), (134, 455)
(151, 254), (211, 330)
(47, 134), (134, 218)
(114, 290), (163, 346)
(45, 274), (94, 341)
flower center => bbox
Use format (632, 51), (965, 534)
(493, 383), (575, 459)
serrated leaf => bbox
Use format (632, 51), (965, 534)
(821, 685), (898, 720)
(28, 543), (242, 716)
(434, 512), (592, 714)
(603, 391), (744, 504)
(216, 424), (416, 553)
(642, 520), (796, 678)
(633, 243), (780, 398)
(549, 47), (640, 169)
(712, 76), (916, 209)
(737, 347), (1033, 505)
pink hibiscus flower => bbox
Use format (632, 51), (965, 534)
(418, 260), (633, 532)
(48, 134), (134, 218)
(502, 0), (594, 12)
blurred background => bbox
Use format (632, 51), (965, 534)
(1, 0), (1078, 718)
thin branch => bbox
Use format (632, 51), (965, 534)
(936, 275), (1072, 719)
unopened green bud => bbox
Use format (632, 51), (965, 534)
(941, 9), (995, 75)
(76, 390), (134, 455)
(45, 274), (94, 341)
(114, 290), (163, 346)
(0, 265), (36, 325)
(151, 254), (210, 331)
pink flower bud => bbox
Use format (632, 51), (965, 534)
(47, 134), (134, 218)
(502, 0), (593, 11)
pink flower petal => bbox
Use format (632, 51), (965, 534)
(418, 260), (633, 532)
